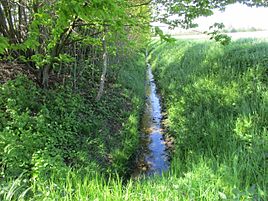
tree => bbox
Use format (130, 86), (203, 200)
(0, 0), (151, 88)
(1, 0), (267, 90)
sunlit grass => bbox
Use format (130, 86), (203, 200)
(150, 38), (268, 200)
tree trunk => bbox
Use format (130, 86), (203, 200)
(42, 64), (50, 87)
(96, 28), (108, 101)
(0, 4), (9, 37)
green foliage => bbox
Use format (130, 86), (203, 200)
(0, 36), (9, 55)
(0, 0), (151, 89)
(149, 38), (268, 199)
(154, 27), (176, 43)
(0, 52), (146, 200)
(0, 77), (84, 179)
(205, 23), (232, 45)
(153, 0), (268, 29)
(1, 0), (268, 199)
(1, 38), (268, 201)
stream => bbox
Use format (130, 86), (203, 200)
(132, 59), (170, 178)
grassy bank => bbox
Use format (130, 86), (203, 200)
(0, 53), (146, 200)
(148, 39), (268, 200)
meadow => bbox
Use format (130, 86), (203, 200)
(1, 38), (268, 200)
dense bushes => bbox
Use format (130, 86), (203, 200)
(0, 53), (145, 199)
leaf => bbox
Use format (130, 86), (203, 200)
(58, 54), (75, 63)
(218, 192), (227, 199)
(0, 36), (9, 54)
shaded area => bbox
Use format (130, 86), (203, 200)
(0, 62), (37, 83)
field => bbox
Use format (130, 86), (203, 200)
(1, 38), (268, 200)
(171, 31), (268, 40)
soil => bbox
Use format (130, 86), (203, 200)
(0, 62), (37, 83)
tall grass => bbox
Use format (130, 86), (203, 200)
(149, 38), (268, 200)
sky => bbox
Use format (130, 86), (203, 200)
(195, 3), (268, 31)
(156, 3), (268, 34)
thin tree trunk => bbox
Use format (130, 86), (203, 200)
(0, 5), (9, 37)
(1, 0), (19, 43)
(42, 64), (50, 87)
(96, 28), (108, 101)
(73, 43), (77, 90)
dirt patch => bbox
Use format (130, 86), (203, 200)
(0, 62), (37, 83)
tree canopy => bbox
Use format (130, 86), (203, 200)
(0, 0), (267, 88)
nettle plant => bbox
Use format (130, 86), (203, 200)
(0, 76), (90, 179)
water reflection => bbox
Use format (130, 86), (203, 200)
(133, 63), (169, 177)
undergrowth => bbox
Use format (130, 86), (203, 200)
(0, 53), (146, 200)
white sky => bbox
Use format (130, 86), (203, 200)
(195, 3), (268, 31)
(155, 3), (268, 34)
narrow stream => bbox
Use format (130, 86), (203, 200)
(132, 59), (169, 178)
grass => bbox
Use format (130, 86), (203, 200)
(149, 38), (268, 200)
(1, 39), (268, 200)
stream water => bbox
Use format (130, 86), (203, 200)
(132, 61), (169, 177)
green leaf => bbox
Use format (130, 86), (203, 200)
(0, 36), (9, 54)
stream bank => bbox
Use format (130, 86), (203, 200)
(131, 56), (171, 178)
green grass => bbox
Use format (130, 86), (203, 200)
(1, 39), (268, 200)
(149, 38), (268, 200)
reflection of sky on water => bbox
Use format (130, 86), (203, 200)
(133, 65), (169, 177)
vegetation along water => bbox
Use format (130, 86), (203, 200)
(132, 60), (169, 178)
(0, 0), (268, 200)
